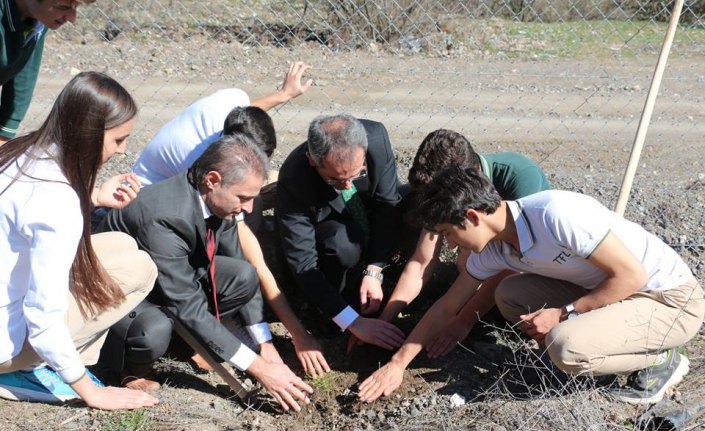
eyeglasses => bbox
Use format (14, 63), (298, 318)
(323, 168), (368, 186)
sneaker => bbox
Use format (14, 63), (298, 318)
(0, 367), (104, 403)
(611, 348), (690, 405)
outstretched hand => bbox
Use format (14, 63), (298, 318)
(250, 358), (313, 412)
(292, 332), (331, 378)
(71, 373), (158, 410)
(348, 317), (405, 351)
(279, 61), (313, 101)
(358, 361), (404, 403)
(83, 386), (159, 410)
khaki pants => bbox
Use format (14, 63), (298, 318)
(495, 274), (705, 375)
(0, 232), (157, 373)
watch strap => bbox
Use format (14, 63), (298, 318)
(362, 268), (383, 282)
(561, 303), (578, 321)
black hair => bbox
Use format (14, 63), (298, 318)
(223, 106), (276, 158)
(414, 166), (501, 230)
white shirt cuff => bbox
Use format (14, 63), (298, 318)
(246, 323), (272, 344)
(59, 365), (88, 385)
(332, 306), (359, 331)
(228, 344), (257, 371)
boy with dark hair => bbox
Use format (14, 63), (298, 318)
(359, 166), (704, 405)
(408, 128), (547, 197)
(223, 106), (276, 158)
(371, 129), (549, 357)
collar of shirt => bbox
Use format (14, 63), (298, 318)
(198, 195), (213, 220)
(506, 200), (535, 256)
(478, 154), (492, 183)
(198, 194), (245, 222)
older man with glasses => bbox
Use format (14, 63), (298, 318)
(276, 114), (406, 350)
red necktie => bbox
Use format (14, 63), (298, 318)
(205, 217), (220, 320)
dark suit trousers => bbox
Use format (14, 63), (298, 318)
(315, 217), (366, 304)
(100, 254), (262, 372)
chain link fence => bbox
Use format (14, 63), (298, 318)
(24, 0), (705, 275)
(30, 1), (705, 142)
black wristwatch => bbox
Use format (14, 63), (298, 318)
(362, 268), (383, 282)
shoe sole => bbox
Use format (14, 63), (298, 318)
(615, 354), (690, 405)
(0, 385), (78, 403)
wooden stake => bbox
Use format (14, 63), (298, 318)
(162, 308), (254, 404)
(614, 0), (684, 216)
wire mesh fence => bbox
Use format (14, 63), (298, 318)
(30, 1), (705, 146)
(24, 0), (705, 273)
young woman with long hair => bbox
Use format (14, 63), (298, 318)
(0, 71), (159, 409)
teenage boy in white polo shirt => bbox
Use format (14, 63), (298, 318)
(358, 166), (704, 405)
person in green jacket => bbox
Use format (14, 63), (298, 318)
(0, 0), (93, 143)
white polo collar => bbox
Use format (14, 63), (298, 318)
(506, 200), (534, 255)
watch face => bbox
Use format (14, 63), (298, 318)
(568, 311), (579, 320)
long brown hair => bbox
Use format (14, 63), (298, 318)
(0, 71), (137, 317)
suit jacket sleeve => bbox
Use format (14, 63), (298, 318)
(276, 176), (351, 320)
(100, 208), (247, 363)
(363, 120), (402, 266)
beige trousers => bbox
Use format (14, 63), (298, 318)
(0, 232), (157, 372)
(495, 274), (705, 375)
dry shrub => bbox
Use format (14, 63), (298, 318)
(309, 0), (442, 45)
(475, 323), (635, 430)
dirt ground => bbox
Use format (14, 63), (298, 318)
(2, 30), (705, 431)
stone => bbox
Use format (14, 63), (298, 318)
(450, 393), (466, 407)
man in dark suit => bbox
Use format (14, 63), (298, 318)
(276, 114), (406, 349)
(99, 134), (317, 412)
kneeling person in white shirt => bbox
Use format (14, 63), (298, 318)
(358, 166), (705, 406)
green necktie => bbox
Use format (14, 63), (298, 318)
(341, 183), (370, 237)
